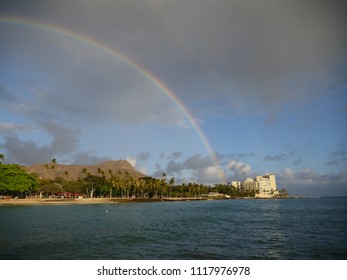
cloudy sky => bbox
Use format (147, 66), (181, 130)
(1, 0), (346, 195)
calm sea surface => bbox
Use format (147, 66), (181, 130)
(0, 197), (346, 259)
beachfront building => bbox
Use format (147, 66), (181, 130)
(242, 178), (258, 192)
(231, 181), (241, 188)
(233, 173), (278, 196)
(256, 176), (272, 193)
(263, 174), (277, 192)
(255, 173), (278, 197)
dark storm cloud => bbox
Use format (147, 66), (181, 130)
(42, 122), (81, 154)
(1, 0), (347, 189)
(3, 0), (346, 116)
(183, 154), (212, 170)
(2, 136), (51, 164)
(211, 1), (345, 100)
(166, 160), (184, 174)
(119, 0), (347, 111)
(1, 13), (184, 127)
(1, 121), (80, 164)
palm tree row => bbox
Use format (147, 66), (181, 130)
(38, 168), (256, 198)
(0, 156), (255, 198)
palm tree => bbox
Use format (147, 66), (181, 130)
(97, 168), (105, 177)
(0, 154), (5, 164)
(108, 168), (113, 177)
(169, 177), (175, 197)
(124, 171), (131, 197)
(51, 158), (57, 169)
(82, 168), (88, 175)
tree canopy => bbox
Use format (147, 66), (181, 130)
(0, 164), (40, 196)
(0, 153), (5, 163)
(0, 160), (268, 199)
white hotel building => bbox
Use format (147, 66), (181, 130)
(232, 174), (278, 196)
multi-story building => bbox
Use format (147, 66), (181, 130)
(256, 176), (271, 193)
(262, 174), (277, 191)
(233, 173), (277, 196)
(241, 178), (258, 192)
(231, 181), (241, 188)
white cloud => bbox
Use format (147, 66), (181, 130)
(138, 167), (147, 175)
(276, 167), (347, 195)
(226, 160), (252, 179)
(199, 165), (226, 184)
(281, 167), (295, 180)
(154, 153), (226, 183)
(126, 156), (136, 168)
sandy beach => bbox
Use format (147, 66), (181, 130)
(0, 197), (165, 205)
(0, 196), (226, 205)
(0, 196), (290, 206)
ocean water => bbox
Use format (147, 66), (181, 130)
(0, 197), (346, 259)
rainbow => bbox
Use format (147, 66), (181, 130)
(0, 15), (226, 182)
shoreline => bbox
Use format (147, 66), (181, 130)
(0, 196), (301, 205)
(0, 197), (215, 205)
(0, 197), (159, 205)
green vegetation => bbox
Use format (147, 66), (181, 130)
(0, 167), (256, 200)
(0, 153), (5, 163)
(278, 188), (289, 197)
(0, 157), (258, 199)
(0, 164), (40, 198)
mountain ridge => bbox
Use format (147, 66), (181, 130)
(22, 160), (146, 180)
